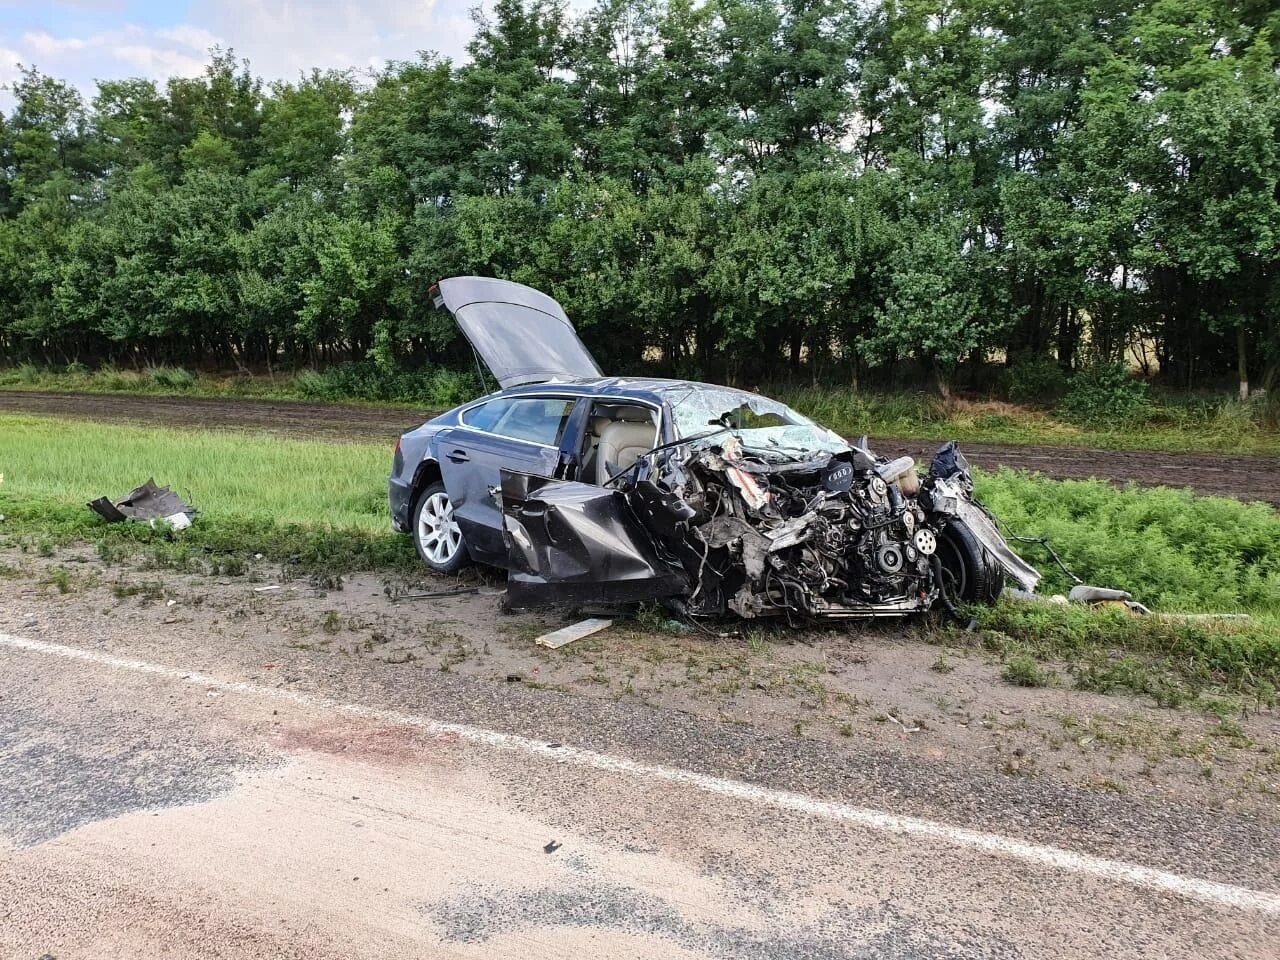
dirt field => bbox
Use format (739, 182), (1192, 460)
(3, 389), (1277, 504)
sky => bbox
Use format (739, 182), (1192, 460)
(0, 0), (485, 106)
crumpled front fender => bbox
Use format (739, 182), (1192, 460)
(928, 476), (1041, 593)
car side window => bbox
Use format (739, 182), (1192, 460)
(461, 397), (575, 447)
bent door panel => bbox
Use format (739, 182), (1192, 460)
(500, 471), (688, 607)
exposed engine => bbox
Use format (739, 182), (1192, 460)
(501, 436), (1041, 621)
(624, 437), (1034, 620)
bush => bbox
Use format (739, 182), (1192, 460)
(148, 366), (196, 389)
(1059, 364), (1149, 423)
(1003, 354), (1067, 403)
(769, 386), (948, 437)
(1002, 653), (1055, 687)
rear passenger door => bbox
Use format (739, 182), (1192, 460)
(436, 396), (576, 565)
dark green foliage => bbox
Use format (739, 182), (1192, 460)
(1003, 355), (1068, 404)
(0, 0), (1276, 398)
(1060, 364), (1150, 423)
(975, 470), (1280, 616)
(291, 362), (481, 407)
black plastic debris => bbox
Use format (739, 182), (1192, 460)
(88, 478), (196, 529)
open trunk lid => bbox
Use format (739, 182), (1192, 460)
(432, 276), (603, 388)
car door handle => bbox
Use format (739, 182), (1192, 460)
(446, 449), (470, 464)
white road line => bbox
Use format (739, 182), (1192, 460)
(2, 630), (1278, 916)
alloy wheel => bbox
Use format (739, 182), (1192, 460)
(417, 491), (462, 565)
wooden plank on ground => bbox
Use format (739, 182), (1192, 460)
(534, 618), (614, 650)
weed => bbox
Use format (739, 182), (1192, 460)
(1211, 718), (1250, 746)
(320, 610), (343, 633)
(631, 602), (687, 635)
(1002, 654), (1055, 688)
(212, 555), (248, 576)
(96, 541), (128, 565)
(973, 600), (1280, 702)
(1002, 355), (1068, 403)
(148, 366), (196, 389)
(43, 566), (73, 593)
(1059, 364), (1149, 423)
(112, 579), (164, 601)
(930, 651), (956, 674)
(633, 603), (666, 633)
(1087, 776), (1127, 793)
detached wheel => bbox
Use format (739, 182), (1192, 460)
(412, 482), (471, 573)
(936, 520), (1003, 605)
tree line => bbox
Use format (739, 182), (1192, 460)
(1, 0), (1277, 397)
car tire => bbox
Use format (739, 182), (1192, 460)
(412, 482), (471, 573)
(936, 520), (1004, 605)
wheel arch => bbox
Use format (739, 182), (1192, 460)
(411, 458), (444, 507)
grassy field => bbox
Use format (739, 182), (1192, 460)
(2, 410), (1277, 702)
(0, 413), (390, 528)
(4, 363), (1279, 455)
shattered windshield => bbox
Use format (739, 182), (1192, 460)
(660, 386), (849, 461)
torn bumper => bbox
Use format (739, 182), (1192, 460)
(389, 476), (413, 532)
(87, 479), (196, 529)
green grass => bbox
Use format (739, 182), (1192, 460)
(974, 470), (1280, 617)
(0, 412), (413, 582)
(3, 364), (1278, 455)
(968, 468), (1280, 703)
(0, 413), (390, 528)
(0, 362), (474, 410)
(976, 603), (1279, 706)
(1001, 653), (1057, 688)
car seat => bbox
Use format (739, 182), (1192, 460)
(596, 416), (657, 484)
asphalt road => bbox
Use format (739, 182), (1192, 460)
(1, 624), (1277, 958)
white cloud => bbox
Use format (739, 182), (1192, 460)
(110, 42), (207, 77)
(21, 31), (87, 55)
(0, 47), (23, 87)
(155, 25), (223, 52)
(0, 0), (488, 111)
(186, 0), (469, 81)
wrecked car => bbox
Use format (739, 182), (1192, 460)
(389, 277), (1039, 620)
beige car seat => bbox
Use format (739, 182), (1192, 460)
(596, 417), (657, 484)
